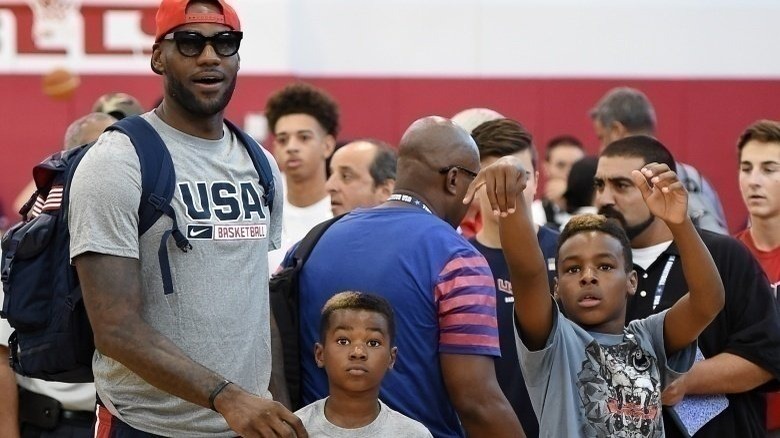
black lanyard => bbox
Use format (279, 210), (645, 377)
(387, 193), (432, 214)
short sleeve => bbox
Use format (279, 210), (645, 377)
(68, 131), (142, 261)
(263, 146), (283, 251)
(435, 251), (500, 356)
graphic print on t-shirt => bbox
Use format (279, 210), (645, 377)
(178, 180), (268, 241)
(577, 335), (662, 438)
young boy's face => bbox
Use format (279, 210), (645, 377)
(315, 309), (397, 395)
(555, 230), (638, 334)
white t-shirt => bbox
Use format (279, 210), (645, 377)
(295, 397), (433, 438)
(267, 189), (332, 271)
(632, 240), (673, 270)
(0, 310), (96, 411)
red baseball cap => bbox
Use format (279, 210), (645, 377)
(155, 0), (241, 41)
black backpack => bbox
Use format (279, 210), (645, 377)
(269, 214), (343, 410)
(1, 116), (275, 382)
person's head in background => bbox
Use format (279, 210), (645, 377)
(542, 135), (585, 210)
(544, 135), (585, 187)
(451, 107), (505, 238)
(325, 139), (397, 216)
(737, 120), (780, 228)
(265, 82), (338, 190)
(91, 92), (145, 120)
(315, 291), (398, 396)
(471, 118), (538, 232)
(594, 135), (677, 247)
(563, 155), (599, 215)
(590, 87), (656, 150)
(63, 112), (118, 150)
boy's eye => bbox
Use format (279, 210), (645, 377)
(564, 266), (581, 274)
(599, 264), (614, 271)
(336, 338), (349, 346)
(367, 340), (381, 348)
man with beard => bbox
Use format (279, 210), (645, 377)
(67, 1), (304, 437)
(594, 135), (780, 438)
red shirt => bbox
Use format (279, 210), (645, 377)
(736, 228), (780, 430)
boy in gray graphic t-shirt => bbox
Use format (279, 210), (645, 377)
(295, 292), (432, 438)
(466, 158), (725, 437)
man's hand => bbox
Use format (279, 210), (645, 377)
(630, 162), (688, 225)
(215, 384), (307, 438)
(463, 155), (528, 217)
(662, 374), (688, 406)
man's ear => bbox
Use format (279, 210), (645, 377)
(314, 343), (325, 368)
(375, 179), (395, 202)
(444, 168), (459, 195)
(627, 270), (638, 297)
(151, 44), (165, 75)
(611, 121), (629, 140)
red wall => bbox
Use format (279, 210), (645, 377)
(2, 74), (779, 232)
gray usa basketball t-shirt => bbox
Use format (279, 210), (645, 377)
(69, 111), (283, 437)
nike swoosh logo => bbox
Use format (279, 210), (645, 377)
(190, 228), (210, 237)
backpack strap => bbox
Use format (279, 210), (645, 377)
(269, 213), (344, 409)
(107, 116), (192, 296)
(224, 119), (275, 213)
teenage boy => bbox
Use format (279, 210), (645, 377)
(464, 157), (725, 437)
(296, 292), (432, 437)
(734, 119), (780, 435)
(469, 118), (557, 438)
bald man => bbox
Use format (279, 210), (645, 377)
(289, 117), (524, 437)
(325, 139), (396, 215)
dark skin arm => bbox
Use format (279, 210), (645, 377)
(464, 156), (553, 351)
(74, 253), (306, 438)
(662, 352), (773, 404)
(631, 163), (725, 355)
(441, 354), (526, 437)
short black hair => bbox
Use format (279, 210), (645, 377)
(600, 135), (676, 173)
(545, 135), (583, 161)
(557, 214), (633, 272)
(265, 82), (340, 137)
(471, 118), (537, 169)
(319, 291), (396, 344)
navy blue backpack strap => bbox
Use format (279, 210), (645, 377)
(224, 119), (275, 213)
(107, 116), (191, 295)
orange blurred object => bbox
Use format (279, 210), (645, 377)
(41, 68), (80, 100)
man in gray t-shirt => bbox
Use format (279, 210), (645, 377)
(67, 1), (305, 437)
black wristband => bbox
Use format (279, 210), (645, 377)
(208, 379), (232, 412)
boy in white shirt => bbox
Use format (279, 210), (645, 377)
(295, 291), (432, 438)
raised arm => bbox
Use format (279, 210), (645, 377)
(75, 253), (306, 438)
(630, 163), (725, 354)
(463, 156), (553, 350)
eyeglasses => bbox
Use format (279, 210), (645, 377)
(438, 165), (479, 179)
(162, 31), (243, 57)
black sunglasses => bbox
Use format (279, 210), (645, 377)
(439, 165), (479, 179)
(162, 31), (243, 57)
